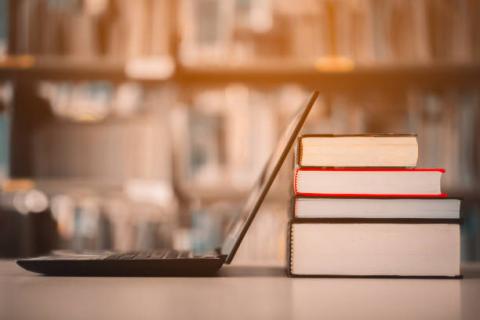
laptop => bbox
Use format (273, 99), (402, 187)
(17, 91), (319, 276)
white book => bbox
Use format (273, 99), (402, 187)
(293, 197), (460, 219)
(289, 223), (461, 277)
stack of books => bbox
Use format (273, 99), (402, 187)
(287, 134), (461, 278)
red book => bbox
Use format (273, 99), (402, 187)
(293, 168), (447, 198)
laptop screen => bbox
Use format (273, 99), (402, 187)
(221, 91), (319, 263)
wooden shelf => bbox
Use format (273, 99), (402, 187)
(175, 63), (480, 90)
(0, 57), (134, 82)
(1, 56), (480, 90)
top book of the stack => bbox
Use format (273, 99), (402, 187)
(297, 134), (418, 168)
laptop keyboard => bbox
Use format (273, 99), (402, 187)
(104, 249), (214, 260)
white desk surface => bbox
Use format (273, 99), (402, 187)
(0, 260), (479, 320)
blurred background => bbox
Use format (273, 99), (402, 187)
(0, 0), (479, 264)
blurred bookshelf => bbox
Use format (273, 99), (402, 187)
(1, 0), (480, 263)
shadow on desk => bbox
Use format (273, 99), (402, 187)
(218, 265), (286, 277)
(8, 259), (480, 279)
(462, 263), (480, 278)
(221, 264), (480, 279)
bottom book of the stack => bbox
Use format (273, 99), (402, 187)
(288, 220), (461, 278)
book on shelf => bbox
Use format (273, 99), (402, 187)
(297, 134), (418, 167)
(8, 0), (480, 64)
(0, 0), (7, 55)
(293, 168), (446, 197)
(292, 197), (461, 220)
(12, 0), (171, 60)
(288, 220), (461, 278)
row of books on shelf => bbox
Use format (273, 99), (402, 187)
(4, 0), (480, 65)
(288, 135), (461, 277)
(6, 81), (174, 181)
(175, 86), (480, 195)
(174, 90), (478, 202)
(10, 0), (171, 60)
(408, 89), (480, 193)
(2, 82), (479, 196)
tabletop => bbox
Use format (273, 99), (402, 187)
(1, 260), (479, 320)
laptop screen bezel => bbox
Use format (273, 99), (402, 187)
(222, 91), (319, 263)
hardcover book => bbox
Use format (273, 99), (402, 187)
(297, 134), (418, 167)
(294, 168), (446, 197)
(293, 197), (461, 219)
(288, 220), (461, 277)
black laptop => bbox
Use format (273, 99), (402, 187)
(17, 91), (319, 276)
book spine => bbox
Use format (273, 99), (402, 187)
(286, 220), (294, 277)
(287, 219), (295, 277)
(290, 140), (300, 220)
(296, 136), (304, 167)
(289, 194), (296, 219)
(293, 167), (299, 196)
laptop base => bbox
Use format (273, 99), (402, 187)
(17, 252), (226, 277)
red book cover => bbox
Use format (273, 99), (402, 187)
(293, 168), (447, 198)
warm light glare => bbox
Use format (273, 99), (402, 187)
(314, 56), (355, 72)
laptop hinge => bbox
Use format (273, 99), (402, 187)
(214, 247), (228, 261)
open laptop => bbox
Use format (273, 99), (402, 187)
(17, 91), (319, 276)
